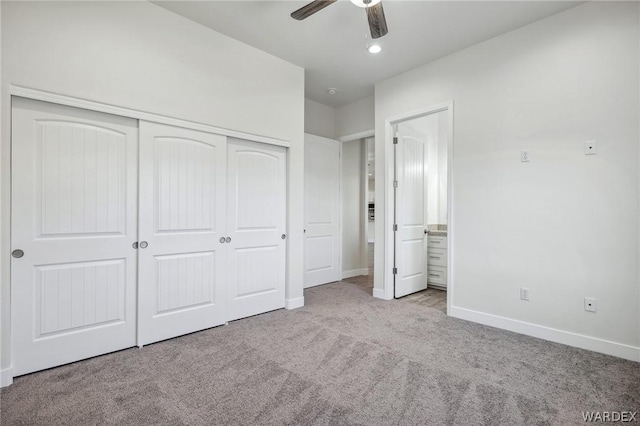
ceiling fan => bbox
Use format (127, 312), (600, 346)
(291, 0), (388, 39)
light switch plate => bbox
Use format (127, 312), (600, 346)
(585, 141), (597, 155)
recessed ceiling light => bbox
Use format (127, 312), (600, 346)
(367, 44), (382, 54)
(350, 0), (382, 8)
(327, 88), (338, 95)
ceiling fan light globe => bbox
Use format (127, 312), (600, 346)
(350, 0), (382, 8)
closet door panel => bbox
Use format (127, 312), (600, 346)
(226, 139), (287, 321)
(11, 97), (138, 376)
(138, 121), (226, 345)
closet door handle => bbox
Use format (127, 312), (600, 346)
(139, 241), (148, 249)
(225, 237), (231, 243)
(281, 234), (286, 240)
(11, 249), (24, 259)
(132, 242), (139, 249)
(219, 237), (226, 244)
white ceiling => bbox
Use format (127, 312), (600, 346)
(154, 1), (581, 107)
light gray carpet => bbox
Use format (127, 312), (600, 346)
(1, 281), (639, 425)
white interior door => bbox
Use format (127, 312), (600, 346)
(226, 138), (287, 321)
(11, 98), (138, 375)
(138, 121), (227, 345)
(304, 134), (341, 288)
(394, 126), (429, 298)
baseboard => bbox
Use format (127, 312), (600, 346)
(285, 297), (304, 310)
(373, 288), (390, 300)
(341, 268), (369, 280)
(449, 306), (640, 362)
(1, 366), (13, 388)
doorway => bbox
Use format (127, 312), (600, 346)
(386, 103), (453, 312)
(331, 132), (375, 294)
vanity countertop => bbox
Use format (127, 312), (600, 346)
(429, 231), (447, 237)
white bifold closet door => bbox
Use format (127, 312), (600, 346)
(11, 98), (139, 376)
(226, 139), (287, 321)
(138, 121), (227, 346)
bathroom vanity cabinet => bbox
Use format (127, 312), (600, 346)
(427, 235), (447, 289)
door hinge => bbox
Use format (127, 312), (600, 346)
(393, 180), (398, 188)
(392, 267), (398, 275)
(393, 137), (398, 145)
(393, 224), (398, 231)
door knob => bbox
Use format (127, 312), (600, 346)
(424, 229), (429, 235)
(281, 234), (286, 240)
(132, 242), (139, 249)
(11, 249), (24, 258)
(139, 241), (148, 249)
(219, 237), (226, 244)
(225, 237), (231, 243)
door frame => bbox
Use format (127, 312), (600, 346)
(383, 102), (454, 314)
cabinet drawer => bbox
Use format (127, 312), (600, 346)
(427, 248), (447, 267)
(427, 265), (447, 286)
(428, 236), (447, 248)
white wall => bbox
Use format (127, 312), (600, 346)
(305, 95), (374, 140)
(437, 112), (448, 225)
(425, 118), (439, 225)
(1, 1), (305, 376)
(342, 139), (367, 276)
(375, 2), (640, 358)
(0, 0), (5, 386)
(336, 95), (374, 138)
(305, 98), (335, 139)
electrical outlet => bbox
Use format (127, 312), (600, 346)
(521, 150), (531, 162)
(585, 141), (597, 155)
(584, 297), (596, 313)
(520, 287), (530, 301)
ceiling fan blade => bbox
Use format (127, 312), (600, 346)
(291, 0), (337, 20)
(366, 2), (388, 39)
